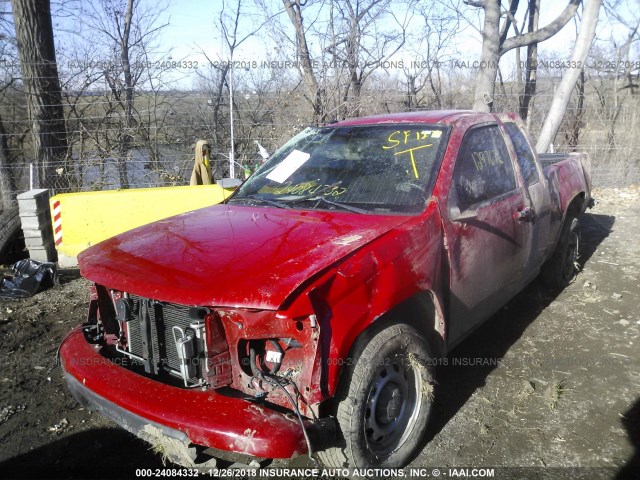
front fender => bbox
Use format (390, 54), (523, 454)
(282, 202), (446, 398)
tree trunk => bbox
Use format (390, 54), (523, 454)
(567, 69), (585, 150)
(536, 0), (602, 153)
(519, 0), (540, 121)
(121, 0), (134, 129)
(473, 0), (580, 113)
(282, 0), (323, 124)
(405, 74), (417, 109)
(472, 0), (501, 112)
(12, 0), (69, 190)
(0, 113), (17, 209)
(428, 65), (443, 108)
(117, 0), (135, 189)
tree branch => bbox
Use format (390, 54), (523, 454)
(499, 0), (520, 47)
(500, 0), (581, 54)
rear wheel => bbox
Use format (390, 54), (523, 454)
(542, 216), (580, 288)
(318, 323), (434, 469)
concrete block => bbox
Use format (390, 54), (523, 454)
(56, 253), (78, 268)
(28, 243), (58, 263)
(24, 231), (53, 247)
(19, 210), (51, 229)
(25, 236), (49, 249)
(17, 189), (50, 214)
(22, 225), (54, 240)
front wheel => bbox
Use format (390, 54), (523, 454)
(318, 323), (435, 469)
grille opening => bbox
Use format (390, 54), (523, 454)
(121, 295), (206, 384)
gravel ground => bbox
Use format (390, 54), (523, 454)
(0, 187), (638, 480)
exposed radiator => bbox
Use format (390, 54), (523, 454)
(126, 295), (197, 378)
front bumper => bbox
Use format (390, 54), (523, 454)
(60, 328), (310, 458)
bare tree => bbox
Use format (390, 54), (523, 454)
(518, 0), (538, 122)
(65, 0), (169, 189)
(117, 0), (135, 188)
(11, 0), (69, 189)
(601, 3), (640, 151)
(327, 0), (414, 118)
(402, 4), (459, 109)
(564, 69), (586, 150)
(197, 0), (273, 177)
(537, 0), (602, 153)
(0, 109), (16, 209)
(0, 4), (19, 208)
(469, 0), (580, 112)
(92, 0), (136, 189)
(281, 0), (323, 123)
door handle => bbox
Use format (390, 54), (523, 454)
(514, 206), (533, 223)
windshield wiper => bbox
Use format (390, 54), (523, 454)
(227, 194), (291, 209)
(288, 195), (368, 214)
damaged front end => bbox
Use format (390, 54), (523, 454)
(86, 286), (234, 390)
(63, 282), (331, 464)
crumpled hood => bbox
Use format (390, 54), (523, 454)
(78, 204), (411, 309)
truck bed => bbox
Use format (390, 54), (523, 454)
(541, 151), (592, 227)
(539, 152), (590, 171)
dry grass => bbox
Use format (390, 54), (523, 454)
(407, 352), (436, 401)
(543, 380), (571, 411)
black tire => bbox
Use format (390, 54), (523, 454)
(318, 323), (434, 469)
(0, 207), (25, 265)
(542, 216), (580, 288)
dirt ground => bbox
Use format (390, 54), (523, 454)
(0, 187), (638, 479)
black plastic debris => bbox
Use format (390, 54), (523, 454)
(0, 259), (59, 299)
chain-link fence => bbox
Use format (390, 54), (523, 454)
(1, 86), (639, 203)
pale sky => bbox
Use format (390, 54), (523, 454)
(5, 0), (638, 88)
(152, 0), (636, 88)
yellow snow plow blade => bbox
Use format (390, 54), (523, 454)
(50, 184), (234, 259)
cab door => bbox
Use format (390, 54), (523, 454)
(443, 124), (531, 344)
(501, 120), (553, 281)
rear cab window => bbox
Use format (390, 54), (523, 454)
(503, 122), (539, 186)
(451, 125), (517, 211)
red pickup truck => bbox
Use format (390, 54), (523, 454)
(60, 110), (591, 469)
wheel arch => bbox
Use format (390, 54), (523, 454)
(317, 292), (440, 467)
(566, 191), (586, 218)
(553, 192), (586, 247)
(329, 289), (445, 405)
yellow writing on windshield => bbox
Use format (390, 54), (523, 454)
(261, 181), (347, 197)
(382, 130), (439, 149)
(381, 130), (437, 179)
(394, 145), (432, 179)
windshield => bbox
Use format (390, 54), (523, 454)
(230, 124), (449, 214)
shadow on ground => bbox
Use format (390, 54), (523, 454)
(617, 398), (640, 480)
(57, 268), (82, 284)
(0, 427), (172, 479)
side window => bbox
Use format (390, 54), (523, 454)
(453, 125), (516, 210)
(504, 122), (539, 185)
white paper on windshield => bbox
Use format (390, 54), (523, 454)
(266, 149), (311, 183)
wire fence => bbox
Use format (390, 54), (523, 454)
(1, 86), (639, 202)
(1, 150), (236, 193)
(2, 144), (637, 201)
